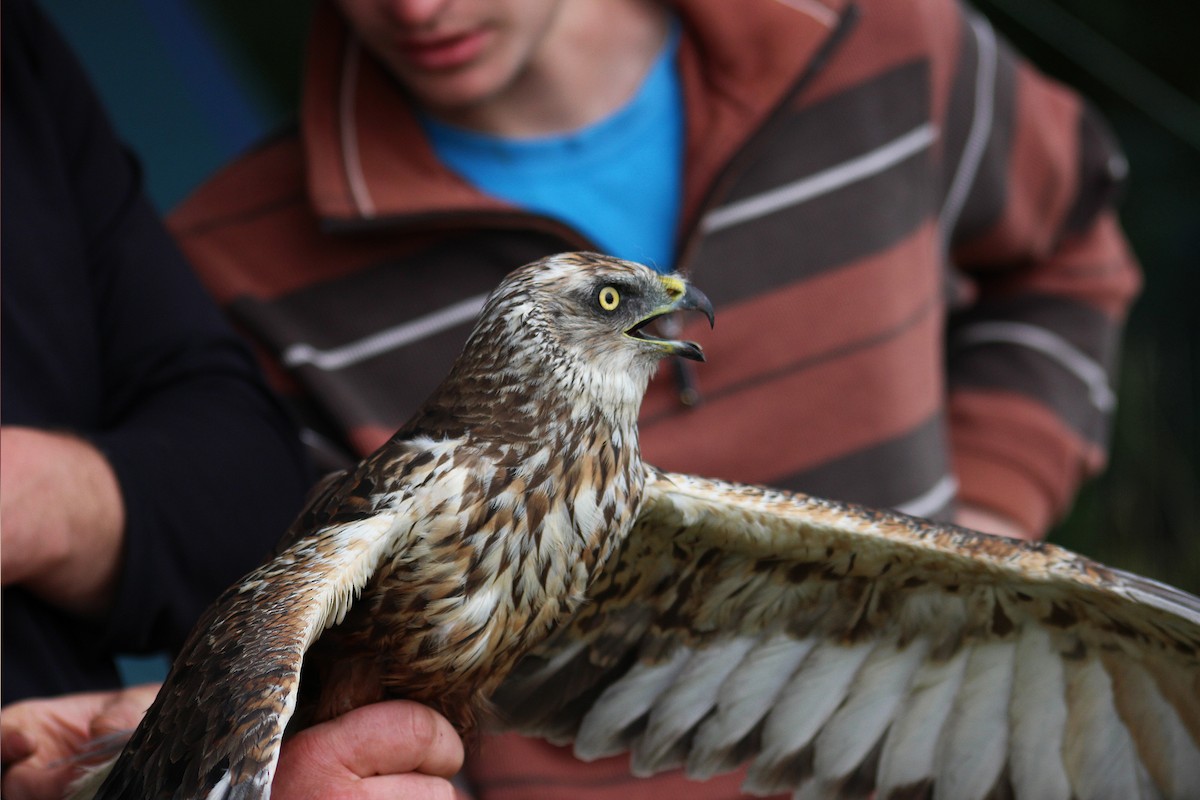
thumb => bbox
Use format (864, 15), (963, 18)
(89, 684), (159, 738)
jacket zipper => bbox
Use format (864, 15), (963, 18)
(669, 3), (863, 407)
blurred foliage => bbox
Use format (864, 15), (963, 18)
(975, 0), (1200, 591)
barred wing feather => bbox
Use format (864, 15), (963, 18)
(494, 469), (1200, 800)
(88, 466), (404, 800)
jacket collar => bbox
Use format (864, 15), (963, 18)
(301, 0), (853, 228)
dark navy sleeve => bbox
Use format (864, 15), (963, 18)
(0, 0), (313, 673)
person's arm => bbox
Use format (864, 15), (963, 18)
(0, 1), (313, 652)
(954, 502), (1031, 540)
(0, 692), (463, 800)
(0, 428), (124, 614)
(937, 5), (1140, 538)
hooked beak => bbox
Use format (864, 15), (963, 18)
(625, 275), (715, 362)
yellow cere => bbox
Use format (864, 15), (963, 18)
(658, 275), (686, 301)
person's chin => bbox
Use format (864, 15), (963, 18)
(407, 77), (499, 116)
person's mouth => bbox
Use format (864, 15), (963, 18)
(396, 29), (490, 71)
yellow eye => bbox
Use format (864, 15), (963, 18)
(598, 286), (620, 311)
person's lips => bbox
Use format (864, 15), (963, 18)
(396, 29), (489, 70)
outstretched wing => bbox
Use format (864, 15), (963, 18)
(495, 469), (1200, 799)
(91, 464), (404, 800)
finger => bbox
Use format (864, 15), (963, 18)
(89, 683), (159, 738)
(1, 758), (80, 800)
(1, 691), (108, 765)
(347, 773), (460, 800)
(281, 700), (464, 780)
(1, 727), (35, 765)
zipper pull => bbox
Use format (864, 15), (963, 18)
(659, 315), (702, 407)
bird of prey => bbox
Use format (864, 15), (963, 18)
(81, 253), (1199, 800)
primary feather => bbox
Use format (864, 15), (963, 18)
(82, 253), (1200, 800)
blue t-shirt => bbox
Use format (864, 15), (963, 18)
(421, 23), (684, 271)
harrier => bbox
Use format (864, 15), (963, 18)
(84, 253), (1200, 800)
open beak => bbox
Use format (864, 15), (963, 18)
(625, 275), (715, 362)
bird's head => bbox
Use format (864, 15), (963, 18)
(464, 253), (714, 414)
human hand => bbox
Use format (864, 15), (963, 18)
(1, 683), (158, 800)
(2, 692), (464, 800)
(0, 426), (125, 613)
(955, 503), (1034, 541)
(273, 700), (465, 800)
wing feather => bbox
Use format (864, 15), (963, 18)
(1009, 625), (1071, 800)
(632, 635), (757, 775)
(90, 461), (413, 800)
(1062, 657), (1147, 800)
(495, 470), (1200, 798)
(876, 646), (970, 797)
(745, 639), (875, 793)
(575, 647), (691, 761)
(1103, 652), (1200, 798)
(936, 640), (1015, 800)
(688, 635), (817, 779)
(811, 635), (929, 783)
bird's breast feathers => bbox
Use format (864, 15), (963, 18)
(328, 432), (646, 699)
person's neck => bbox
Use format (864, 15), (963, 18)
(431, 0), (671, 137)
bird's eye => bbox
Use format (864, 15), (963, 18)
(598, 286), (621, 311)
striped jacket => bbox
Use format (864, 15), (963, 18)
(170, 0), (1138, 794)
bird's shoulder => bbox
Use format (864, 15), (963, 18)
(279, 435), (480, 549)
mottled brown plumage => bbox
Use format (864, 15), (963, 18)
(84, 254), (1200, 800)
